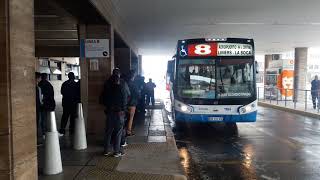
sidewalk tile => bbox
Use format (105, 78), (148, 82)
(148, 136), (167, 143)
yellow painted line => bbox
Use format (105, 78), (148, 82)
(207, 161), (242, 165)
(208, 159), (320, 165)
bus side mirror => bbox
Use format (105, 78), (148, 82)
(167, 60), (175, 82)
(170, 73), (174, 82)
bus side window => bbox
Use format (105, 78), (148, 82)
(167, 60), (175, 82)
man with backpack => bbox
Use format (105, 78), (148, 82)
(101, 68), (130, 157)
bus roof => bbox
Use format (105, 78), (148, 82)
(178, 38), (254, 44)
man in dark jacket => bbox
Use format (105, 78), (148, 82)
(136, 76), (146, 113)
(35, 72), (43, 145)
(102, 68), (130, 157)
(59, 72), (78, 135)
(38, 73), (56, 136)
(311, 75), (319, 109)
(145, 78), (156, 106)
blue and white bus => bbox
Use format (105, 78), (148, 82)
(167, 38), (257, 125)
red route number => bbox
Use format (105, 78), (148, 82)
(188, 43), (217, 57)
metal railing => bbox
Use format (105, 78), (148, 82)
(257, 86), (320, 114)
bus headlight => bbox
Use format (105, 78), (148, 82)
(245, 106), (252, 112)
(181, 105), (189, 112)
(239, 101), (257, 114)
(240, 107), (247, 114)
(175, 101), (193, 113)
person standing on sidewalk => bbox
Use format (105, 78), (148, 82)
(35, 72), (43, 145)
(101, 68), (129, 157)
(59, 72), (78, 135)
(38, 73), (56, 137)
(136, 75), (147, 113)
(126, 70), (139, 136)
(146, 78), (156, 106)
(311, 75), (319, 109)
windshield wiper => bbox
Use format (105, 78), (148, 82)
(219, 68), (226, 93)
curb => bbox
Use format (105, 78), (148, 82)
(173, 174), (188, 180)
(162, 109), (188, 180)
(258, 102), (320, 119)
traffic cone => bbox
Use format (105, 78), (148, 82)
(73, 103), (87, 150)
(43, 111), (63, 175)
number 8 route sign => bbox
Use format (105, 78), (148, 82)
(188, 43), (218, 57)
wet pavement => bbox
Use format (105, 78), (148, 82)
(171, 106), (320, 180)
(38, 104), (185, 179)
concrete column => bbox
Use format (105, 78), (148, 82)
(79, 24), (89, 126)
(79, 24), (114, 135)
(294, 47), (308, 102)
(130, 51), (138, 73)
(138, 55), (143, 75)
(0, 0), (37, 179)
(115, 48), (131, 74)
(264, 55), (273, 86)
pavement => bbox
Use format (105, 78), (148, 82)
(258, 100), (320, 119)
(38, 104), (186, 180)
(172, 106), (320, 180)
(258, 98), (320, 115)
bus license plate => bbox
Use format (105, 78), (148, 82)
(208, 117), (223, 121)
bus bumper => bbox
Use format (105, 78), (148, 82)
(175, 111), (257, 123)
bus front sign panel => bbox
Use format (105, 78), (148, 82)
(217, 43), (253, 56)
(187, 43), (217, 57)
(184, 42), (253, 57)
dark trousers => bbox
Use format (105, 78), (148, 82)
(104, 112), (125, 153)
(137, 95), (146, 112)
(36, 110), (43, 143)
(146, 92), (155, 106)
(60, 105), (76, 134)
(112, 113), (127, 146)
(312, 94), (319, 108)
(40, 110), (48, 135)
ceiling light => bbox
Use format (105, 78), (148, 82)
(218, 22), (265, 25)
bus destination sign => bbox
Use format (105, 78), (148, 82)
(217, 43), (253, 56)
(181, 42), (253, 57)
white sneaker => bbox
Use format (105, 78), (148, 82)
(113, 152), (125, 157)
(121, 142), (128, 147)
(58, 133), (64, 137)
(103, 152), (113, 156)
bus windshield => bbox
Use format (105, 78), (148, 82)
(177, 58), (254, 100)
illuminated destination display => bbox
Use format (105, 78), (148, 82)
(181, 42), (253, 57)
(217, 43), (253, 56)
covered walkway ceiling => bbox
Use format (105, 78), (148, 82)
(110, 0), (320, 55)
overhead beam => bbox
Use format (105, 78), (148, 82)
(35, 46), (79, 57)
(89, 0), (139, 54)
(53, 0), (107, 24)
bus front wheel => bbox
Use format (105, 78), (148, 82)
(225, 122), (238, 133)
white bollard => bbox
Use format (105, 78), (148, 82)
(73, 103), (87, 150)
(43, 111), (63, 175)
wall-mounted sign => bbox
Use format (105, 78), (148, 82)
(89, 59), (99, 71)
(80, 39), (110, 58)
(268, 59), (294, 70)
(282, 59), (294, 70)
